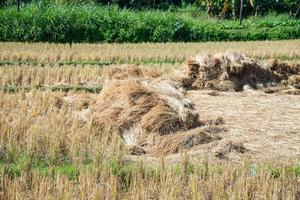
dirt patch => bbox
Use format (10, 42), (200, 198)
(179, 52), (300, 94)
(183, 90), (300, 163)
(264, 86), (300, 95)
(281, 88), (300, 95)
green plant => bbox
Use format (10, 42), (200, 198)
(0, 4), (299, 43)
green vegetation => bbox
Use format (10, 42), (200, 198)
(1, 0), (299, 16)
(0, 4), (299, 43)
(195, 0), (300, 18)
(1, 145), (299, 182)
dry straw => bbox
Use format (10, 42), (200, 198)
(179, 52), (300, 92)
(91, 65), (221, 156)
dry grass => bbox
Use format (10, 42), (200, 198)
(0, 65), (104, 87)
(0, 64), (177, 88)
(1, 159), (299, 200)
(0, 91), (99, 161)
(0, 40), (299, 63)
(0, 89), (298, 200)
(0, 41), (300, 199)
(1, 90), (299, 199)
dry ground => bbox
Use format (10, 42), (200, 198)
(188, 89), (300, 162)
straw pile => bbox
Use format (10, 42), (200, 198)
(93, 78), (199, 133)
(269, 59), (300, 80)
(90, 69), (224, 155)
(179, 52), (300, 92)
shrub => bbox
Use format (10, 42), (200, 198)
(0, 4), (299, 43)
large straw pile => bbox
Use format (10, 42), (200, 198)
(91, 66), (223, 155)
(93, 79), (199, 134)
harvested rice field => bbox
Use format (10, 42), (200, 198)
(0, 40), (299, 199)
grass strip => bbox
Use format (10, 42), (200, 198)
(0, 54), (299, 67)
(0, 59), (184, 66)
(0, 85), (102, 93)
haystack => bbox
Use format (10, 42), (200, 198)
(92, 75), (206, 155)
(179, 52), (281, 91)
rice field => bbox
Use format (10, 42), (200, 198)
(0, 40), (299, 199)
(1, 40), (300, 63)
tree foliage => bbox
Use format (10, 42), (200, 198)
(197, 0), (300, 18)
(1, 0), (298, 17)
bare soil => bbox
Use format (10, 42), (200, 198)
(185, 89), (300, 162)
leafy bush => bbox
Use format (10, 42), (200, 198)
(0, 4), (299, 43)
(1, 0), (192, 9)
(197, 0), (300, 18)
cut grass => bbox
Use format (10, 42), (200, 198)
(0, 59), (183, 66)
(1, 40), (299, 64)
(0, 54), (300, 66)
